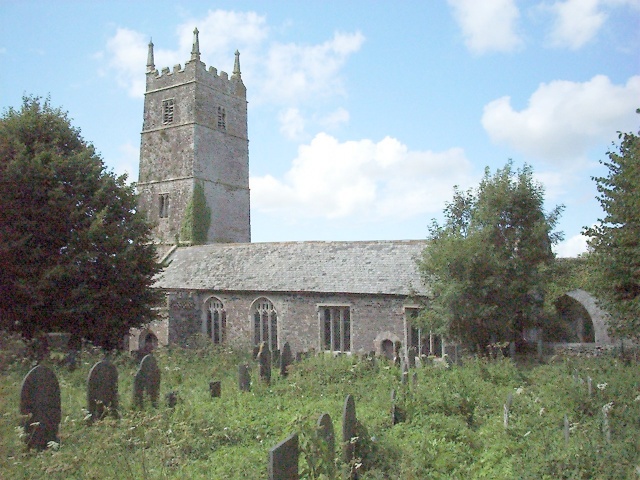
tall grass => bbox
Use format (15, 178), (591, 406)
(0, 336), (638, 479)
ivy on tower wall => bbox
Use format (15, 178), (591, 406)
(180, 181), (211, 245)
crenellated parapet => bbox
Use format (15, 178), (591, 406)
(145, 29), (245, 99)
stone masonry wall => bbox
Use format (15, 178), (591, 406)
(166, 289), (418, 355)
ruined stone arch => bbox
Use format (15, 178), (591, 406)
(555, 289), (611, 345)
(374, 331), (401, 359)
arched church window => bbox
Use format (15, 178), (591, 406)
(253, 298), (277, 351)
(204, 297), (226, 344)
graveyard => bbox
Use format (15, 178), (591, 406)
(0, 334), (638, 479)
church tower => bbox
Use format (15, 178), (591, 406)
(138, 29), (251, 251)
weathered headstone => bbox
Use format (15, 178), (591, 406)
(87, 359), (118, 422)
(20, 365), (61, 449)
(257, 344), (272, 385)
(210, 380), (221, 398)
(317, 412), (335, 456)
(269, 433), (299, 480)
(407, 347), (416, 368)
(563, 414), (570, 444)
(238, 364), (251, 392)
(133, 354), (161, 408)
(166, 391), (178, 408)
(342, 394), (357, 464)
(587, 376), (593, 397)
(401, 361), (409, 385)
(280, 342), (293, 377)
(503, 392), (513, 429)
(393, 341), (402, 367)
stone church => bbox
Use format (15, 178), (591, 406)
(131, 29), (432, 358)
(131, 30), (612, 357)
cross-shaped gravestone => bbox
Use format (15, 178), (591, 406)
(87, 359), (119, 422)
(20, 365), (61, 449)
(269, 433), (299, 480)
(133, 354), (160, 408)
(342, 394), (357, 464)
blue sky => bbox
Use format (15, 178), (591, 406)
(1, 1), (639, 255)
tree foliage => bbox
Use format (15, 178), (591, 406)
(419, 161), (563, 352)
(0, 96), (163, 349)
(584, 118), (640, 341)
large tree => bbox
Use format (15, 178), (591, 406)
(584, 119), (640, 342)
(419, 162), (563, 353)
(0, 97), (162, 350)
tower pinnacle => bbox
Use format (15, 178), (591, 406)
(232, 50), (241, 78)
(191, 28), (201, 61)
(146, 39), (155, 73)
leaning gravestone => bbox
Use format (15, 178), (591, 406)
(133, 354), (161, 408)
(87, 359), (119, 421)
(280, 342), (293, 377)
(238, 364), (251, 392)
(20, 365), (61, 449)
(342, 394), (357, 464)
(269, 433), (299, 480)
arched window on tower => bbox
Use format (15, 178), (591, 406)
(204, 297), (226, 344)
(252, 298), (277, 351)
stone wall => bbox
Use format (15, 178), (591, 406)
(164, 289), (418, 355)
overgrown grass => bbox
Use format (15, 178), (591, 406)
(0, 336), (638, 479)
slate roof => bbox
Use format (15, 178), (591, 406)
(155, 240), (429, 296)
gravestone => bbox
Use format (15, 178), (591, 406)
(391, 389), (405, 425)
(393, 341), (402, 367)
(238, 364), (251, 392)
(317, 412), (335, 455)
(342, 394), (357, 464)
(20, 365), (61, 449)
(407, 347), (416, 368)
(401, 361), (409, 385)
(87, 359), (119, 422)
(257, 345), (272, 385)
(166, 391), (178, 408)
(280, 342), (293, 377)
(133, 354), (161, 408)
(210, 380), (221, 398)
(269, 433), (299, 480)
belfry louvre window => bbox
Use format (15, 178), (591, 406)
(217, 106), (226, 129)
(158, 193), (170, 218)
(204, 297), (226, 344)
(162, 99), (175, 124)
(253, 298), (277, 351)
(321, 306), (351, 352)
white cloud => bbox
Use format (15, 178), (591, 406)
(278, 108), (306, 140)
(103, 28), (148, 98)
(319, 107), (350, 130)
(251, 133), (474, 222)
(101, 11), (363, 110)
(554, 232), (589, 257)
(546, 0), (607, 49)
(482, 75), (640, 164)
(448, 0), (523, 54)
(260, 31), (365, 104)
